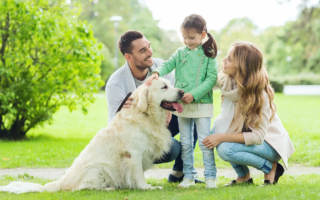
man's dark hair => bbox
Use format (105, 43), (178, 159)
(118, 31), (144, 55)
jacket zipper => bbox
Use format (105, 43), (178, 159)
(195, 55), (206, 86)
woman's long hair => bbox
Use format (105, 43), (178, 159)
(220, 42), (276, 129)
(181, 14), (218, 58)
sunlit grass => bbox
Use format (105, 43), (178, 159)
(1, 174), (320, 199)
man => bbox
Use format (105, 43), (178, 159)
(105, 30), (203, 183)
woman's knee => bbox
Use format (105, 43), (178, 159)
(216, 142), (235, 161)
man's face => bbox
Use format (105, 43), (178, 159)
(127, 37), (153, 70)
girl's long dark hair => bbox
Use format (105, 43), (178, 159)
(181, 14), (218, 58)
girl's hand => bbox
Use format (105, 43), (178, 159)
(181, 93), (194, 104)
(145, 73), (159, 86)
(202, 134), (222, 149)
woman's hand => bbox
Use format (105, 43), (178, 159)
(202, 134), (223, 149)
(145, 73), (159, 86)
(181, 93), (194, 104)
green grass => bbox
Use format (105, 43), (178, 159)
(1, 174), (320, 199)
(0, 92), (320, 168)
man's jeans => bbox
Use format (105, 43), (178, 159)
(178, 117), (216, 180)
(154, 115), (197, 172)
(212, 128), (281, 177)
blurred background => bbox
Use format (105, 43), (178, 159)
(74, 0), (320, 89)
(1, 0), (319, 140)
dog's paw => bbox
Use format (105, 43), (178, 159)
(105, 187), (115, 191)
(155, 186), (163, 190)
(147, 185), (163, 190)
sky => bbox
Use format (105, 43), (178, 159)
(143, 0), (315, 33)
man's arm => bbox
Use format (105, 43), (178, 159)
(105, 81), (127, 124)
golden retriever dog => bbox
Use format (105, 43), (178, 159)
(0, 78), (184, 193)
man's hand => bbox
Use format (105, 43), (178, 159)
(166, 111), (172, 127)
(123, 97), (133, 109)
(181, 93), (194, 104)
(202, 134), (222, 149)
(145, 73), (159, 86)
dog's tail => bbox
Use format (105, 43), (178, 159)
(0, 182), (44, 194)
(0, 180), (61, 194)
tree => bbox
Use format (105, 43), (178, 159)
(77, 0), (183, 81)
(0, 0), (103, 140)
(263, 5), (320, 75)
(210, 17), (264, 66)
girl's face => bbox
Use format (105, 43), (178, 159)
(222, 47), (238, 77)
(181, 28), (206, 50)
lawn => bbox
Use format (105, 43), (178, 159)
(0, 92), (320, 169)
(1, 174), (320, 199)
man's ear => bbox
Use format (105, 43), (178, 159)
(124, 53), (131, 61)
(137, 86), (148, 112)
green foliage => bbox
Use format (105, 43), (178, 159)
(272, 73), (320, 85)
(0, 0), (104, 139)
(211, 17), (264, 66)
(270, 80), (284, 93)
(263, 6), (320, 76)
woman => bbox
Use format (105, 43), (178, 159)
(203, 42), (295, 186)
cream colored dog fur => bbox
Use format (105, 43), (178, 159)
(0, 78), (184, 193)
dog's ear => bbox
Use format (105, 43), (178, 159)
(137, 86), (148, 112)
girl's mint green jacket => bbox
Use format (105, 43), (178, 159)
(154, 45), (218, 104)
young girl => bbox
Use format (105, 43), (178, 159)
(146, 14), (218, 188)
(203, 42), (295, 186)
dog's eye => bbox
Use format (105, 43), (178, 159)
(162, 85), (168, 89)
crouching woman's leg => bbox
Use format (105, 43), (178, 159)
(216, 141), (281, 185)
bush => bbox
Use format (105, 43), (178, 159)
(270, 80), (284, 93)
(282, 74), (320, 85)
(0, 0), (104, 140)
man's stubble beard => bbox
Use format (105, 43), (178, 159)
(133, 56), (153, 71)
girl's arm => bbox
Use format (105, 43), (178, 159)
(189, 57), (218, 101)
(154, 48), (181, 77)
(146, 48), (181, 86)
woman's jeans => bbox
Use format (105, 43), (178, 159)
(178, 117), (216, 180)
(212, 128), (281, 177)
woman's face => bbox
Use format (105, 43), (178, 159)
(222, 47), (238, 77)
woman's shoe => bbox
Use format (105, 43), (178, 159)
(223, 178), (253, 187)
(261, 162), (285, 186)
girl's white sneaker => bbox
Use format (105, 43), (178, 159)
(206, 179), (218, 189)
(177, 178), (195, 188)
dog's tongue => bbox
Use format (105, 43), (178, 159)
(172, 102), (183, 113)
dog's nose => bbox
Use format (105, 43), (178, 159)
(179, 90), (184, 98)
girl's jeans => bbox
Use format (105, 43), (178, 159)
(178, 117), (217, 180)
(211, 128), (281, 177)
